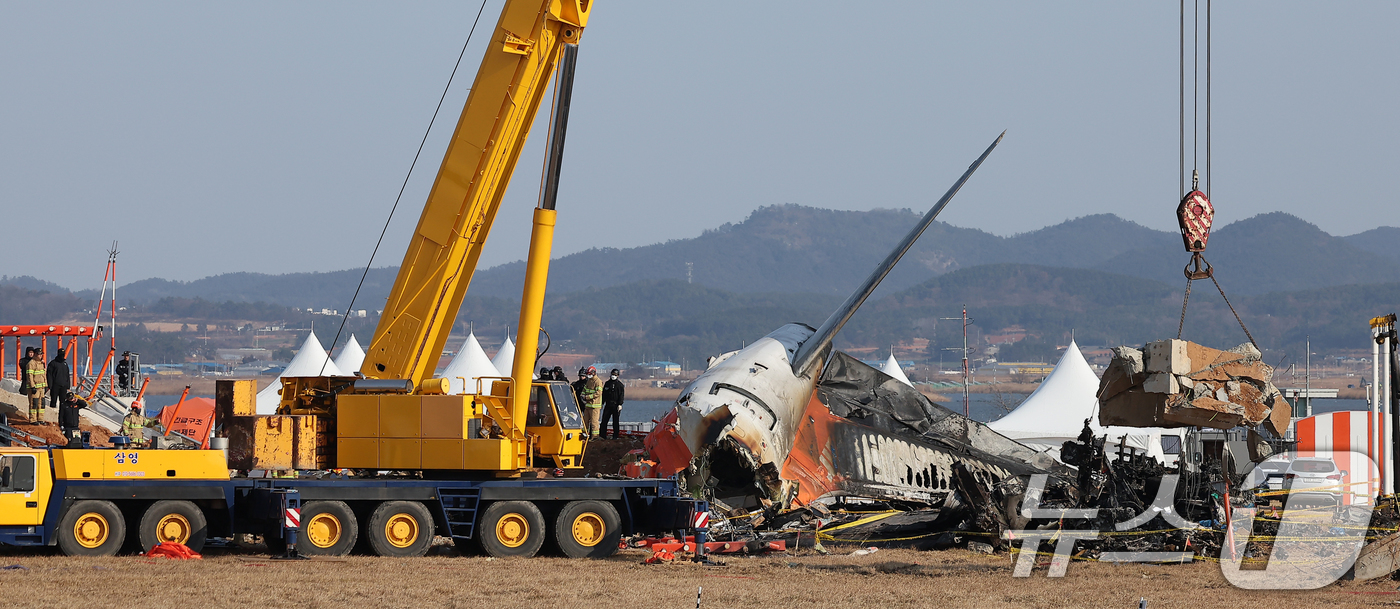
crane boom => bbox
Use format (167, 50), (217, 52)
(362, 0), (591, 386)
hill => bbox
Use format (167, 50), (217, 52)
(1346, 227), (1400, 263)
(72, 208), (1400, 310)
(1095, 212), (1400, 294)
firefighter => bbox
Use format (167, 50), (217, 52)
(47, 349), (71, 416)
(21, 347), (47, 423)
(580, 366), (604, 438)
(122, 402), (146, 446)
(59, 392), (87, 444)
(601, 368), (625, 439)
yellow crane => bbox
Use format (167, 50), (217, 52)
(272, 0), (592, 474)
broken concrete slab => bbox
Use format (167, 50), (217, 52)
(1145, 339), (1191, 375)
(1098, 341), (1290, 432)
(1352, 531), (1400, 581)
(1143, 373), (1180, 394)
(1098, 388), (1169, 428)
(1163, 395), (1245, 428)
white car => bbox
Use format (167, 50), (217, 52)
(1284, 457), (1345, 503)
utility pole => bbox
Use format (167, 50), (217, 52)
(941, 305), (973, 417)
(1305, 335), (1311, 419)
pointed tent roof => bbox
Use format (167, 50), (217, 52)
(988, 340), (1168, 462)
(332, 334), (365, 375)
(256, 332), (344, 414)
(491, 336), (516, 378)
(989, 340), (1099, 435)
(441, 332), (501, 394)
(880, 353), (913, 386)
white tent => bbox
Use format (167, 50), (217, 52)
(256, 332), (344, 414)
(490, 336), (516, 379)
(441, 332), (501, 395)
(332, 334), (365, 376)
(988, 340), (1178, 464)
(880, 353), (913, 386)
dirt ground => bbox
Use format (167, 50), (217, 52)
(0, 545), (1395, 608)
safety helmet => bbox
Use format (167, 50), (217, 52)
(611, 368), (620, 375)
(578, 367), (588, 376)
(587, 366), (597, 375)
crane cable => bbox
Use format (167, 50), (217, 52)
(320, 0), (491, 376)
(1174, 0), (1256, 350)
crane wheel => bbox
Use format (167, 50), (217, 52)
(476, 501), (545, 558)
(296, 501), (358, 556)
(138, 500), (208, 553)
(552, 500), (621, 559)
(57, 500), (126, 556)
(367, 501), (434, 557)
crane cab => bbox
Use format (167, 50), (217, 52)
(525, 381), (586, 468)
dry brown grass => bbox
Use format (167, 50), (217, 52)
(0, 546), (1394, 608)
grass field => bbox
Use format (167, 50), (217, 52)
(0, 545), (1394, 608)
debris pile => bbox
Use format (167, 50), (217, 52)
(1097, 339), (1291, 434)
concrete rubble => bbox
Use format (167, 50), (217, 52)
(1097, 339), (1291, 434)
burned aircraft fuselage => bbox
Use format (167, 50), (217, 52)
(646, 344), (1065, 509)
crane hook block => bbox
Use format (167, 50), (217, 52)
(1177, 190), (1214, 253)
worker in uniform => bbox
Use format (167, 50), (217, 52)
(59, 392), (87, 445)
(122, 402), (146, 447)
(22, 347), (47, 423)
(601, 368), (625, 439)
(571, 367), (588, 408)
(551, 366), (566, 381)
(580, 366), (604, 439)
(47, 349), (71, 416)
(115, 351), (132, 391)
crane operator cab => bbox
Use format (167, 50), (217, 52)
(526, 381), (586, 469)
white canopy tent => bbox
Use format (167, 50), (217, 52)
(332, 334), (365, 376)
(988, 340), (1179, 464)
(441, 332), (501, 395)
(256, 332), (344, 414)
(880, 353), (913, 386)
(490, 336), (516, 379)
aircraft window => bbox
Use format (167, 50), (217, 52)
(549, 383), (584, 430)
(529, 386), (556, 427)
(0, 455), (35, 493)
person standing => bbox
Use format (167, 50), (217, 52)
(47, 349), (71, 416)
(122, 402), (146, 446)
(59, 392), (87, 444)
(572, 368), (588, 408)
(22, 347), (47, 423)
(115, 351), (132, 391)
(601, 368), (625, 439)
(579, 366), (604, 439)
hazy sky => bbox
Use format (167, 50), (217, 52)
(3, 1), (1396, 291)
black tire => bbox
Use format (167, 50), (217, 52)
(366, 501), (435, 557)
(552, 500), (621, 559)
(57, 500), (126, 557)
(296, 500), (358, 556)
(138, 500), (208, 553)
(475, 501), (546, 558)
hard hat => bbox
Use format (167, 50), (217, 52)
(611, 368), (620, 375)
(587, 366), (597, 374)
(578, 367), (588, 376)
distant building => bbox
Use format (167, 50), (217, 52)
(981, 362), (1055, 376)
(643, 361), (681, 375)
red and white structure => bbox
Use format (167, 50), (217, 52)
(1295, 411), (1380, 503)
